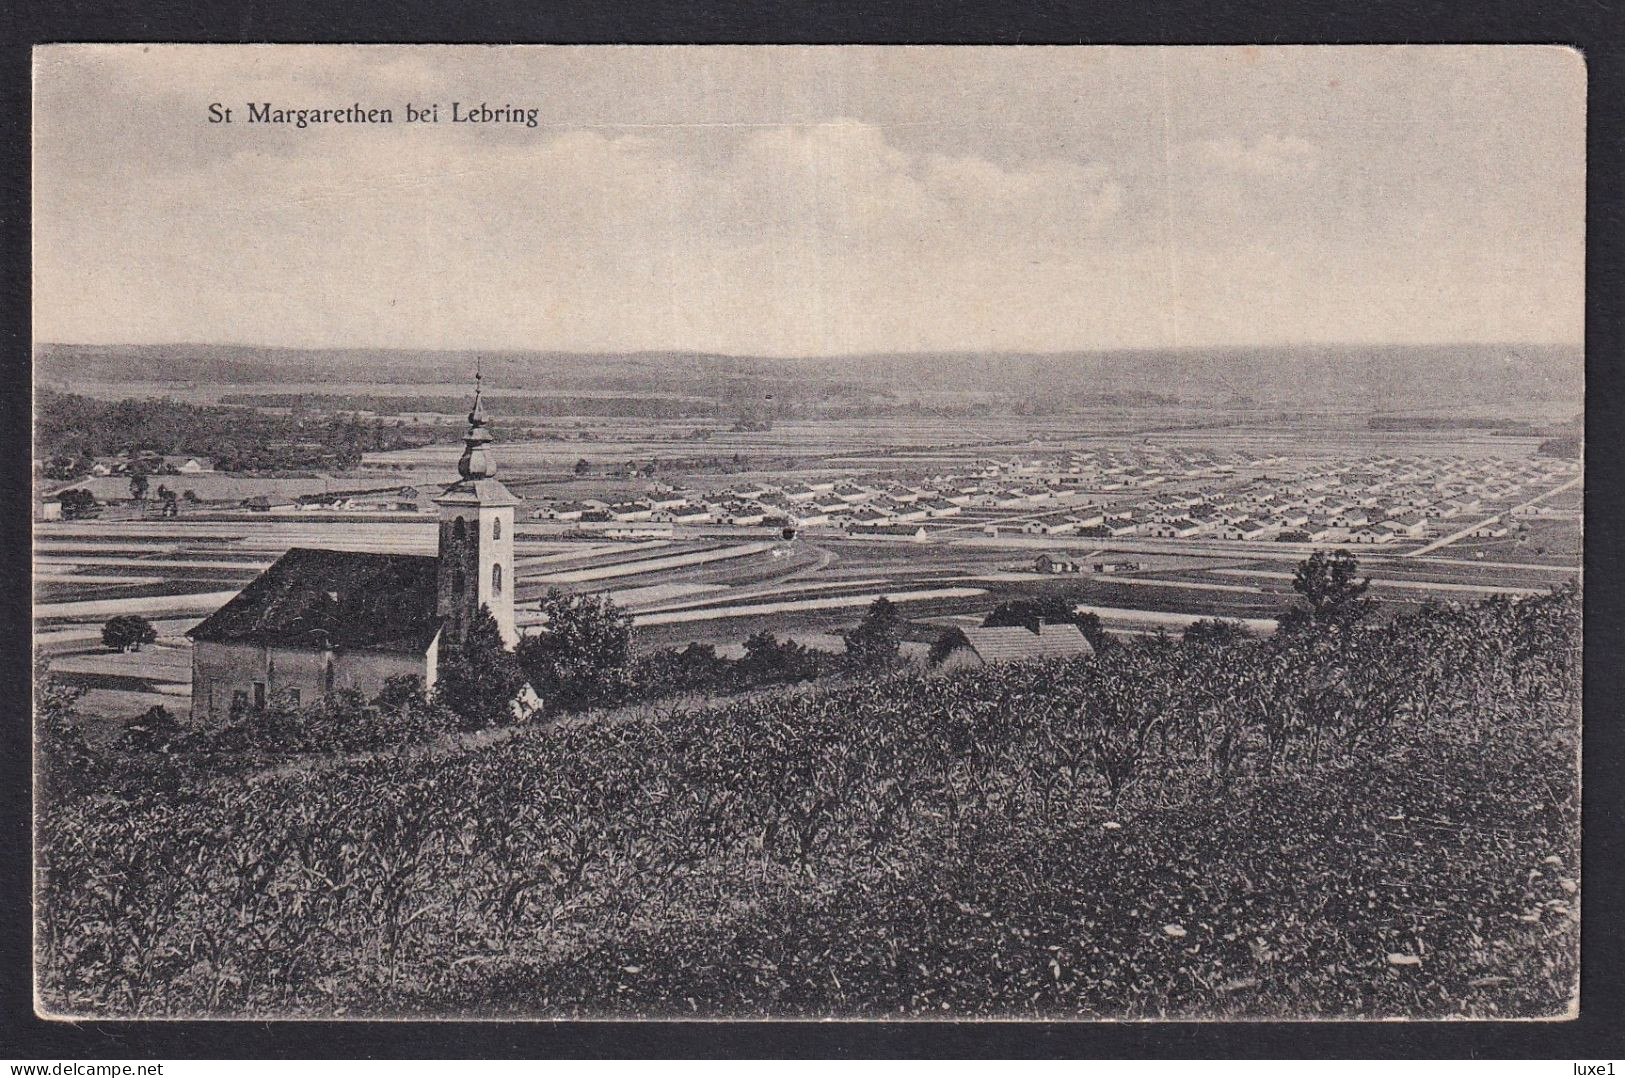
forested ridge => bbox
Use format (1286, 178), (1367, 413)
(35, 391), (449, 476)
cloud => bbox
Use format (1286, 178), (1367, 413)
(38, 116), (1141, 352)
(520, 120), (1127, 256)
(920, 151), (1124, 236)
(31, 46), (1584, 354)
(1184, 134), (1320, 179)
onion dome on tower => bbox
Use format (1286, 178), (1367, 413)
(457, 368), (498, 480)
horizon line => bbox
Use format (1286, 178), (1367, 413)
(33, 338), (1587, 361)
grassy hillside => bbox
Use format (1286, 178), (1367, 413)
(36, 587), (1579, 1019)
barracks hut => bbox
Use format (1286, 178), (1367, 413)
(186, 376), (519, 719)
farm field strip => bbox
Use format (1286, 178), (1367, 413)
(223, 523), (437, 537)
(224, 527), (437, 542)
(35, 523), (263, 540)
(973, 573), (1267, 595)
(1438, 545), (1581, 569)
(517, 541), (729, 576)
(592, 582), (726, 609)
(627, 547), (826, 586)
(629, 578), (896, 615)
(233, 535), (441, 554)
(1161, 549), (1578, 575)
(515, 559), (793, 604)
(229, 538), (436, 555)
(72, 688), (188, 721)
(631, 587), (989, 626)
(1072, 603), (1281, 632)
(37, 521), (439, 541)
(902, 533), (1414, 559)
(812, 563), (999, 581)
(37, 580), (253, 604)
(34, 573), (169, 586)
(534, 542), (776, 585)
(52, 647), (192, 680)
(1322, 560), (1574, 589)
(36, 555), (273, 572)
(31, 540), (193, 554)
(538, 538), (719, 559)
(513, 542), (667, 569)
(512, 537), (651, 551)
(511, 533), (610, 552)
(36, 590), (245, 620)
(34, 617), (203, 651)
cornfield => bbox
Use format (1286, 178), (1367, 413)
(36, 585), (1580, 1018)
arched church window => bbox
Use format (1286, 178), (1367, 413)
(492, 563), (503, 595)
(453, 516), (467, 540)
(492, 516), (502, 541)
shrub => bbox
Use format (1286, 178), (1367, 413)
(633, 642), (732, 696)
(842, 596), (904, 671)
(517, 591), (633, 714)
(1286, 550), (1373, 628)
(1182, 618), (1252, 646)
(58, 488), (98, 518)
(101, 615), (157, 652)
(171, 681), (460, 757)
(738, 630), (829, 685)
(34, 652), (102, 803)
(120, 705), (182, 754)
(435, 607), (528, 729)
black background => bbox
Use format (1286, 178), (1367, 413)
(1, 0), (1621, 1060)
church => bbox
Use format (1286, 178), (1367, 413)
(187, 377), (520, 719)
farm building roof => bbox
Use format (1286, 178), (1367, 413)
(187, 547), (441, 653)
(950, 623), (1095, 664)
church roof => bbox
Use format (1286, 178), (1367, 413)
(187, 547), (441, 652)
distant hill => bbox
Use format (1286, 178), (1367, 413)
(795, 343), (1584, 409)
(33, 341), (1583, 411)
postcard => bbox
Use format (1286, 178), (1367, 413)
(31, 44), (1583, 1020)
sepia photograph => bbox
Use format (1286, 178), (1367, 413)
(30, 44), (1584, 1021)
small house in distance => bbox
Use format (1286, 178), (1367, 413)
(241, 494), (295, 514)
(162, 455), (215, 474)
(934, 622), (1095, 671)
(1093, 559), (1142, 574)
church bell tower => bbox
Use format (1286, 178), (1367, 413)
(434, 368), (521, 647)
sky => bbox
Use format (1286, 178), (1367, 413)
(32, 45), (1585, 356)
